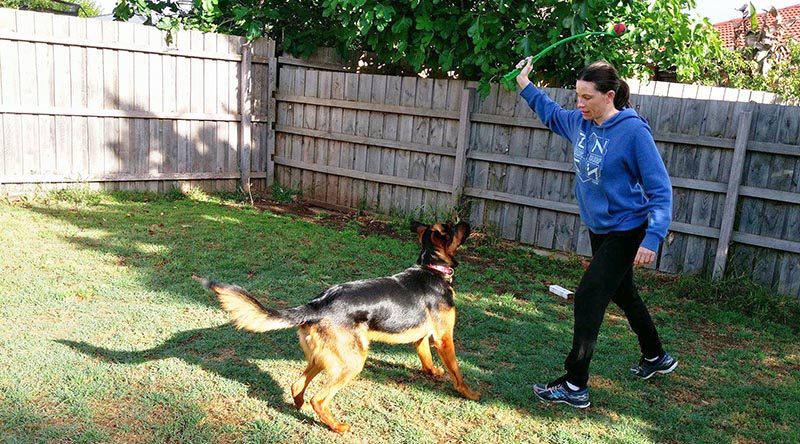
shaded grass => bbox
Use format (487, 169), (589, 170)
(1, 190), (798, 443)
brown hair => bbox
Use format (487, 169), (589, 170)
(576, 61), (631, 110)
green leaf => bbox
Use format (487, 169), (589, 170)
(440, 50), (454, 71)
(112, 2), (132, 20)
(392, 17), (411, 34)
(416, 15), (434, 31)
(467, 18), (479, 38)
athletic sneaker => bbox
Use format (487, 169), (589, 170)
(630, 352), (678, 380)
(532, 377), (590, 409)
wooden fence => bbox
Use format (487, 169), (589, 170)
(1, 9), (798, 298)
(0, 8), (276, 195)
(273, 62), (800, 299)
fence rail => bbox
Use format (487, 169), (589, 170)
(1, 9), (798, 298)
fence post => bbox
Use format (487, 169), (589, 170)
(265, 40), (277, 187)
(239, 42), (253, 195)
(451, 87), (474, 209)
(712, 109), (754, 280)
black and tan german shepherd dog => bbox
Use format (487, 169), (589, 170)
(193, 221), (479, 433)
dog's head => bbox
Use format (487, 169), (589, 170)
(410, 221), (471, 267)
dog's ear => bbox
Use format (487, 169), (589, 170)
(447, 222), (471, 253)
(410, 220), (427, 242)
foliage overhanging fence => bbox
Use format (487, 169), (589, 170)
(1, 9), (798, 299)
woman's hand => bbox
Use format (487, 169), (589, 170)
(634, 247), (656, 265)
(516, 57), (533, 89)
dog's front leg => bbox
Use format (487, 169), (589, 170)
(433, 333), (481, 401)
(415, 336), (445, 378)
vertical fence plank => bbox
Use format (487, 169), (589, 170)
(188, 31), (204, 182)
(366, 74), (386, 209)
(409, 78), (432, 216)
(378, 76), (401, 214)
(162, 50), (177, 177)
(239, 43), (252, 194)
(275, 65), (293, 188)
(392, 76), (415, 213)
(734, 103), (779, 282)
(452, 88), (473, 209)
(339, 72), (358, 208)
(535, 86), (568, 250)
(302, 69), (319, 195)
(752, 103), (787, 286)
(713, 110), (753, 280)
(679, 84), (710, 274)
(440, 80), (461, 212)
(312, 70), (332, 202)
(483, 85), (508, 233)
(290, 67), (306, 189)
(350, 73), (371, 209)
(264, 40), (276, 187)
(426, 78), (447, 215)
(777, 106), (800, 296)
(726, 89), (758, 272)
(15, 12), (39, 178)
(520, 91), (547, 247)
(326, 72), (344, 206)
(655, 93), (684, 273)
(468, 84), (498, 228)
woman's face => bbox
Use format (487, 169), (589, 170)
(575, 80), (615, 123)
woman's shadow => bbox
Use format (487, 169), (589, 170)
(55, 325), (314, 423)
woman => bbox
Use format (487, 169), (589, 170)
(515, 58), (677, 409)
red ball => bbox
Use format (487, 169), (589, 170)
(613, 23), (627, 35)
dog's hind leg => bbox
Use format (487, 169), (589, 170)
(310, 326), (368, 433)
(292, 326), (324, 409)
(291, 361), (323, 409)
(415, 336), (444, 378)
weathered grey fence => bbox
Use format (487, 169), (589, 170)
(0, 8), (276, 195)
(273, 62), (800, 299)
(1, 9), (798, 299)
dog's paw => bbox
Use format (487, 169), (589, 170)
(459, 386), (481, 401)
(423, 366), (445, 378)
(331, 422), (350, 433)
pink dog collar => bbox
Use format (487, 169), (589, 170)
(423, 264), (453, 276)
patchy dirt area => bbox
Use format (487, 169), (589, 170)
(251, 198), (404, 239)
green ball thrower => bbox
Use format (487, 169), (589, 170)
(500, 22), (627, 91)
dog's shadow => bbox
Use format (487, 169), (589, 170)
(55, 325), (472, 422)
(55, 325), (314, 422)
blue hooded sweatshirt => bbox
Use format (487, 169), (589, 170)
(520, 83), (672, 252)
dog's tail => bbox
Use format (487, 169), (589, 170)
(192, 275), (312, 333)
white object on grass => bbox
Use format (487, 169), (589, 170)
(548, 285), (574, 299)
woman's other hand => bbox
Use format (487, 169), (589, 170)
(634, 247), (656, 265)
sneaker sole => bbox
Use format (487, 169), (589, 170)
(534, 390), (591, 409)
(639, 360), (679, 380)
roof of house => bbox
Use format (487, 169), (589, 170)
(714, 3), (800, 49)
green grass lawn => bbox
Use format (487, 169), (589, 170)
(1, 190), (797, 444)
